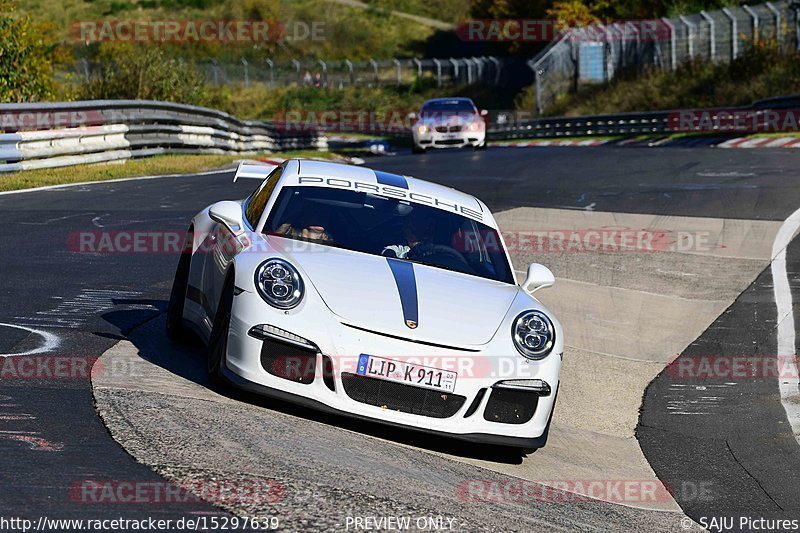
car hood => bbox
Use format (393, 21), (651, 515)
(284, 244), (519, 347)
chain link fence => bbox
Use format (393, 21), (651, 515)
(73, 56), (505, 89)
(529, 0), (800, 114)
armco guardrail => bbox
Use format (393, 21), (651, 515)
(487, 110), (671, 140)
(486, 96), (800, 140)
(0, 100), (326, 173)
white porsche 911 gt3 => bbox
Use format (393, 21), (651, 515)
(167, 159), (562, 450)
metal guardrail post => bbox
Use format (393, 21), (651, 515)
(796, 4), (800, 50)
(527, 59), (543, 116)
(624, 21), (641, 65)
(266, 59), (274, 88)
(661, 18), (677, 70)
(432, 59), (442, 87)
(743, 5), (760, 42)
(722, 8), (738, 59)
(210, 60), (219, 86)
(292, 59), (301, 85)
(766, 2), (782, 49)
(700, 11), (716, 61)
(79, 59), (90, 79)
(369, 59), (379, 84)
(412, 58), (422, 78)
(679, 16), (697, 59)
(393, 59), (402, 86)
(487, 56), (501, 84)
(241, 58), (249, 88)
(449, 58), (459, 82)
(344, 59), (354, 85)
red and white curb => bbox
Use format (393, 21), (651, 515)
(718, 136), (800, 148)
(492, 139), (609, 148)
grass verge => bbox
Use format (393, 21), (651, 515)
(0, 151), (340, 193)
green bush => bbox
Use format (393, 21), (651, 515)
(0, 0), (69, 103)
(78, 43), (208, 104)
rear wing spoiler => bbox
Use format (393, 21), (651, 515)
(232, 161), (281, 183)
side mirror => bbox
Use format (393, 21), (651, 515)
(209, 201), (244, 234)
(521, 263), (555, 294)
(480, 109), (488, 117)
(407, 112), (417, 121)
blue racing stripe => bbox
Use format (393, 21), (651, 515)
(386, 258), (419, 328)
(374, 170), (409, 190)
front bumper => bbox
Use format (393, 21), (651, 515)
(225, 290), (560, 446)
(413, 129), (485, 149)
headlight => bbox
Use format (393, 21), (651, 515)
(417, 124), (428, 134)
(512, 311), (555, 359)
(255, 258), (304, 309)
(467, 121), (482, 131)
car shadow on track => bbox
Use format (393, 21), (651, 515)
(104, 307), (529, 465)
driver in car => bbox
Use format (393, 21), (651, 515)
(382, 211), (436, 259)
(276, 206), (335, 243)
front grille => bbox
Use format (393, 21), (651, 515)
(435, 139), (465, 145)
(341, 373), (465, 418)
(260, 338), (317, 384)
(435, 125), (462, 133)
(483, 388), (539, 424)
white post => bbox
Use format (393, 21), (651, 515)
(661, 18), (677, 70)
(722, 8), (738, 59)
(449, 58), (459, 82)
(487, 56), (501, 84)
(766, 2), (782, 49)
(369, 59), (378, 84)
(700, 11), (716, 62)
(393, 59), (401, 86)
(432, 58), (442, 87)
(265, 59), (274, 87)
(412, 58), (422, 78)
(743, 5), (760, 42)
(679, 16), (696, 59)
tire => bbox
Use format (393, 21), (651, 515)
(166, 229), (193, 343)
(412, 144), (425, 154)
(474, 140), (487, 150)
(207, 274), (234, 384)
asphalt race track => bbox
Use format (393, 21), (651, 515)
(2, 145), (800, 531)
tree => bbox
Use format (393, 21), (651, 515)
(0, 0), (68, 103)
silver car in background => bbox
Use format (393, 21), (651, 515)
(410, 98), (487, 154)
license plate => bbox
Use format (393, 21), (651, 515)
(442, 134), (460, 140)
(356, 355), (457, 393)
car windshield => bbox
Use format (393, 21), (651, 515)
(264, 185), (515, 284)
(421, 100), (476, 113)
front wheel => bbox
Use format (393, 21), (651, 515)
(207, 275), (234, 384)
(474, 140), (487, 150)
(412, 144), (426, 154)
(166, 229), (193, 343)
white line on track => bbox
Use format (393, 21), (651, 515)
(771, 207), (800, 444)
(0, 323), (60, 357)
